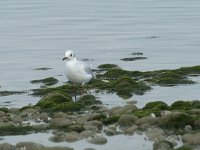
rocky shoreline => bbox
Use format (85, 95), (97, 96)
(1, 64), (200, 150)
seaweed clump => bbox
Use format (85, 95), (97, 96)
(112, 77), (151, 99)
(30, 77), (58, 86)
(0, 90), (26, 97)
(35, 90), (101, 113)
(97, 64), (119, 70)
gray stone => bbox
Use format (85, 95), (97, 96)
(0, 111), (5, 118)
(118, 114), (138, 127)
(153, 140), (173, 150)
(136, 116), (157, 126)
(81, 130), (96, 138)
(0, 143), (15, 150)
(84, 120), (103, 130)
(49, 132), (66, 143)
(110, 105), (137, 115)
(8, 108), (20, 114)
(16, 142), (45, 150)
(53, 112), (68, 118)
(184, 125), (193, 132)
(104, 128), (116, 136)
(84, 148), (96, 150)
(50, 118), (72, 127)
(40, 112), (49, 122)
(146, 128), (164, 139)
(65, 132), (80, 142)
(88, 136), (107, 145)
(124, 125), (138, 135)
(182, 132), (200, 145)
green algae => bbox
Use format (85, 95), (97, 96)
(35, 90), (102, 113)
(35, 91), (75, 112)
(132, 52), (143, 55)
(97, 64), (119, 70)
(98, 65), (200, 86)
(30, 84), (74, 97)
(120, 57), (147, 61)
(0, 125), (41, 136)
(102, 116), (120, 125)
(147, 71), (195, 86)
(112, 77), (151, 98)
(170, 101), (200, 110)
(33, 67), (52, 71)
(78, 95), (102, 106)
(144, 101), (169, 110)
(30, 77), (59, 86)
(174, 145), (193, 150)
(159, 113), (195, 129)
(0, 107), (8, 113)
(0, 90), (26, 96)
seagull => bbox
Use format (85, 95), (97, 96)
(63, 50), (93, 100)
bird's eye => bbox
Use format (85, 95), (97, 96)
(70, 54), (72, 57)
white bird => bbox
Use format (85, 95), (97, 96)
(63, 50), (93, 99)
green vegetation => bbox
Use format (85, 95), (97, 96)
(97, 64), (119, 70)
(30, 77), (58, 86)
(111, 77), (151, 98)
(0, 90), (26, 96)
(102, 116), (120, 125)
(0, 125), (42, 136)
(120, 57), (147, 61)
(33, 67), (52, 71)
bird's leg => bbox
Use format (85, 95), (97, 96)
(74, 84), (77, 101)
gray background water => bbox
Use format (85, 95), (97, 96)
(0, 0), (200, 108)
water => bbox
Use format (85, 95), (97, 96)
(1, 0), (200, 148)
(1, 0), (200, 108)
(0, 133), (154, 150)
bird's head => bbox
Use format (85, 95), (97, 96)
(63, 50), (76, 61)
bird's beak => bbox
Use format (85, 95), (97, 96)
(62, 57), (67, 61)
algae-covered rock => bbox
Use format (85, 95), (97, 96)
(144, 101), (168, 110)
(97, 64), (119, 70)
(35, 91), (80, 112)
(0, 90), (26, 97)
(171, 101), (192, 110)
(31, 77), (58, 86)
(102, 116), (120, 125)
(112, 77), (151, 98)
(174, 145), (193, 150)
(78, 95), (102, 106)
(149, 71), (195, 86)
(171, 100), (200, 110)
(0, 125), (37, 136)
(120, 56), (147, 61)
(158, 112), (194, 129)
(97, 68), (138, 79)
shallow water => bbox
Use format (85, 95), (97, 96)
(1, 0), (200, 108)
(1, 0), (200, 148)
(0, 132), (154, 150)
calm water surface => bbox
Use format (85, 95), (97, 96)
(0, 0), (200, 107)
(0, 0), (200, 149)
